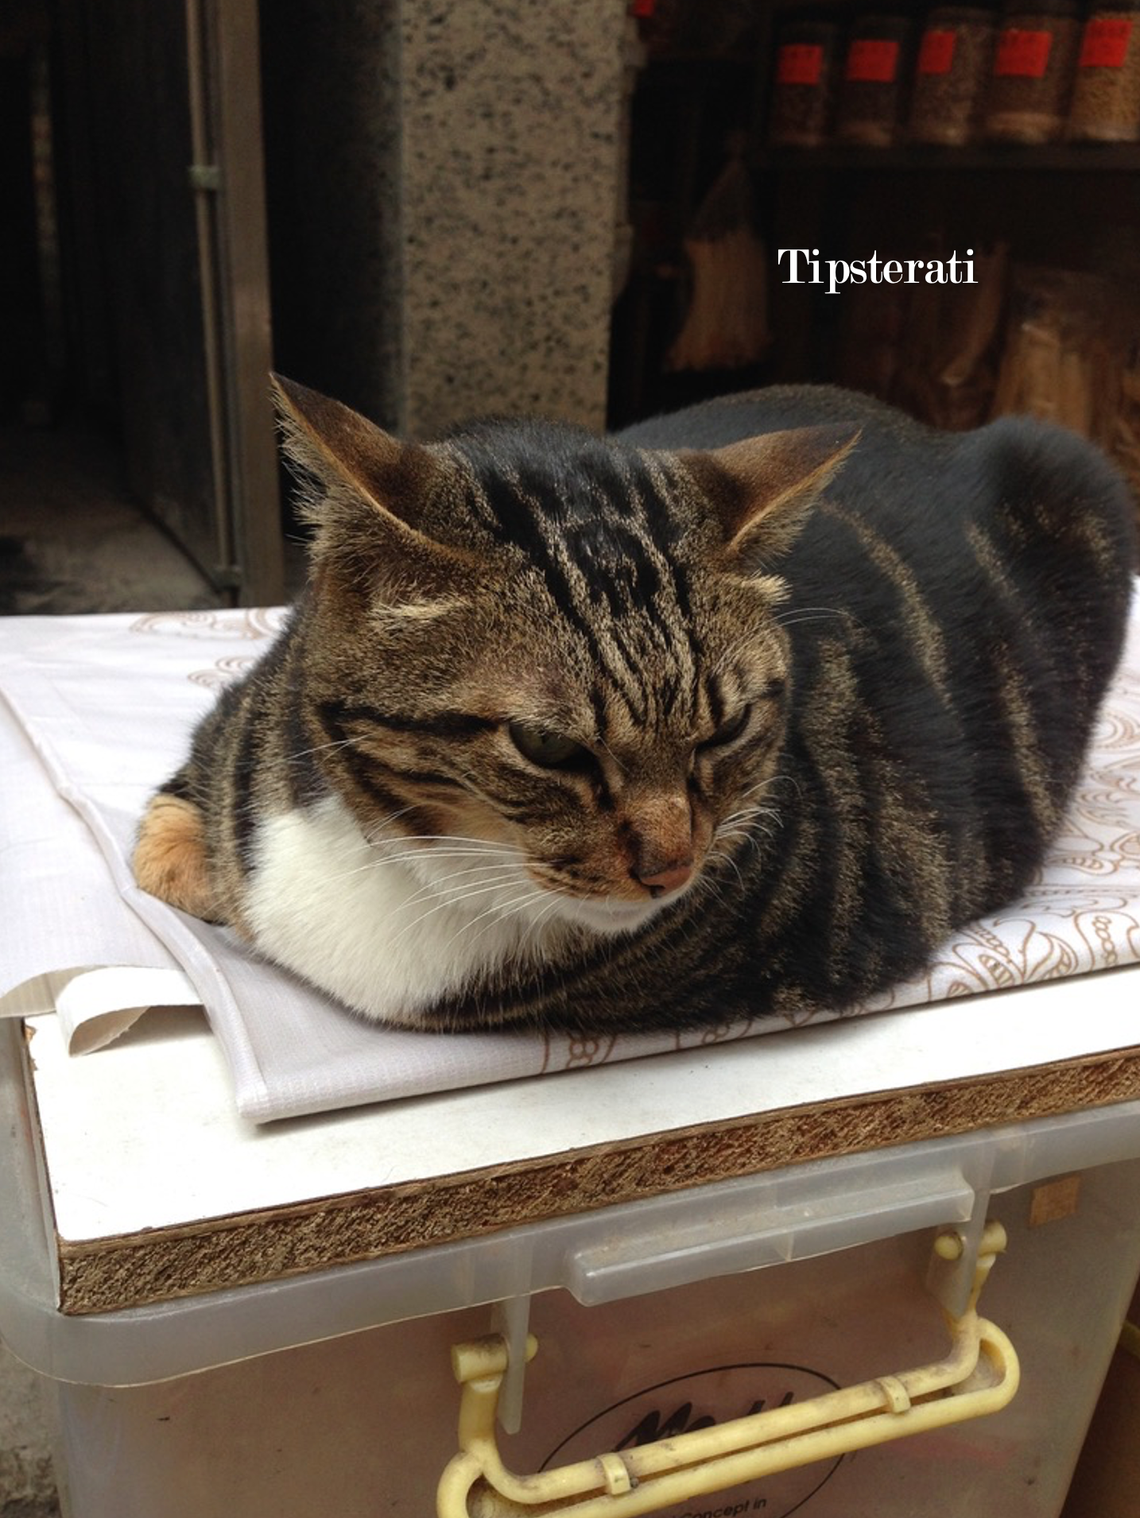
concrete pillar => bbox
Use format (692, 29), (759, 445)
(396, 1), (629, 436)
(264, 1), (628, 438)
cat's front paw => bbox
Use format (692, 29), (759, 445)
(133, 792), (220, 922)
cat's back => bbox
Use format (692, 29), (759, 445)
(622, 385), (1135, 934)
(619, 385), (1134, 639)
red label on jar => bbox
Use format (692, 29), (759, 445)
(994, 28), (1054, 77)
(846, 39), (901, 83)
(777, 43), (825, 86)
(1079, 18), (1133, 68)
(918, 29), (958, 75)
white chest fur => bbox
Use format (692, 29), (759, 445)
(243, 795), (566, 1026)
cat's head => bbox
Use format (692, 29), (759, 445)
(274, 377), (855, 938)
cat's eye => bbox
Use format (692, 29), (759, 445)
(699, 704), (753, 751)
(508, 721), (592, 770)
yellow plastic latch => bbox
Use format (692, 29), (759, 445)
(437, 1220), (1019, 1518)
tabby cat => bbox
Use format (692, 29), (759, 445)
(133, 378), (1136, 1033)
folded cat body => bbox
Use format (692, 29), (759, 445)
(133, 381), (1136, 1032)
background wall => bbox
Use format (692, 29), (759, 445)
(397, 0), (629, 436)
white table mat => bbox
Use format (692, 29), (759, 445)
(1, 596), (1138, 1123)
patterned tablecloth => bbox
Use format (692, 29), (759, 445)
(1, 590), (1138, 1122)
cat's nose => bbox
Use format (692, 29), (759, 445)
(634, 858), (694, 897)
(626, 792), (697, 897)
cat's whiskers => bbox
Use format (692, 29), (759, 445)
(760, 768), (803, 805)
(717, 782), (782, 827)
(319, 850), (518, 891)
(285, 735), (357, 761)
(692, 868), (733, 913)
(382, 889), (505, 952)
(397, 861), (527, 911)
(384, 871), (542, 951)
(730, 768), (801, 812)
(717, 801), (780, 832)
(365, 827), (506, 850)
(706, 632), (768, 681)
(710, 837), (752, 892)
(721, 782), (776, 814)
(517, 892), (566, 955)
(712, 818), (771, 888)
(717, 822), (776, 849)
(367, 846), (513, 870)
(360, 825), (521, 865)
(355, 804), (420, 841)
(714, 826), (777, 862)
(404, 833), (523, 859)
(596, 737), (627, 777)
(447, 885), (552, 953)
(773, 605), (845, 629)
(374, 835), (523, 889)
(710, 798), (781, 882)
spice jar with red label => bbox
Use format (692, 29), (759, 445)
(769, 18), (843, 147)
(909, 6), (998, 145)
(835, 13), (914, 146)
(984, 0), (1082, 142)
(1068, 5), (1140, 140)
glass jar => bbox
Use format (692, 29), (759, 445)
(909, 7), (998, 146)
(835, 13), (914, 146)
(1068, 6), (1140, 141)
(769, 19), (842, 147)
(985, 1), (1082, 143)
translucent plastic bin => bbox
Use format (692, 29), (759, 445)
(3, 1019), (1140, 1518)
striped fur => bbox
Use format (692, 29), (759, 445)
(133, 379), (1137, 1032)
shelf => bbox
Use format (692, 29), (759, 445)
(756, 142), (1140, 174)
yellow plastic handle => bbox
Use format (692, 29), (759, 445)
(437, 1222), (1019, 1518)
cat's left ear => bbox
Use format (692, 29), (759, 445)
(270, 374), (476, 605)
(689, 426), (860, 569)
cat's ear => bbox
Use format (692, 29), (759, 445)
(689, 426), (860, 569)
(271, 374), (473, 602)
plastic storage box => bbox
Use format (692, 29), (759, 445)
(4, 1016), (1140, 1518)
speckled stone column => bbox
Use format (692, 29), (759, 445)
(396, 2), (629, 437)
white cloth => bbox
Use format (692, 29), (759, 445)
(1, 598), (1138, 1122)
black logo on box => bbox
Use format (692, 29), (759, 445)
(541, 1362), (845, 1518)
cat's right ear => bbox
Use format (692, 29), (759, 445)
(686, 425), (860, 570)
(271, 375), (474, 603)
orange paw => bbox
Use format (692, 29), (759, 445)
(133, 793), (219, 921)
